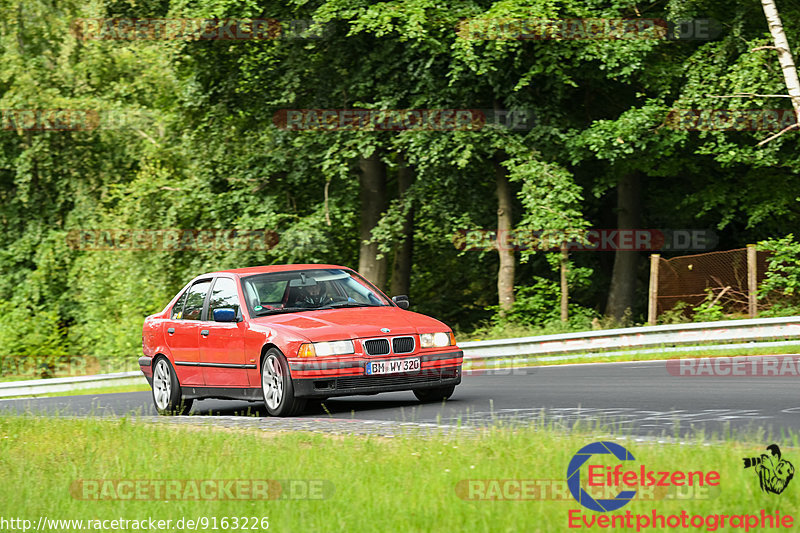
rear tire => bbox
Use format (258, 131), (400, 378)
(151, 357), (193, 415)
(261, 348), (306, 417)
(414, 385), (456, 403)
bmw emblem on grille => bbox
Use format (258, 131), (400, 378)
(380, 328), (391, 333)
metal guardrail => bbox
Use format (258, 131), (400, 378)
(0, 316), (798, 397)
(0, 371), (142, 398)
(459, 316), (800, 362)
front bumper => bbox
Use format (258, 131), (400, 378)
(290, 349), (463, 398)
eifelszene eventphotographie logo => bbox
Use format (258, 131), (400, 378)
(743, 444), (794, 495)
(564, 441), (792, 530)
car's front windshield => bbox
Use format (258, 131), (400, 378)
(241, 269), (392, 316)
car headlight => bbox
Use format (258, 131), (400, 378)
(297, 340), (355, 357)
(420, 332), (454, 348)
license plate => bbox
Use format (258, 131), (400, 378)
(365, 357), (421, 375)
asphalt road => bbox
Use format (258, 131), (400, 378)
(2, 360), (798, 439)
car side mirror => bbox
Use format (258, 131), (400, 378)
(392, 295), (410, 310)
(213, 308), (237, 322)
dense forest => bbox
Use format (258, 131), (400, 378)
(1, 0), (800, 365)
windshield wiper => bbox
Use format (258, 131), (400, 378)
(253, 307), (306, 316)
(318, 302), (385, 309)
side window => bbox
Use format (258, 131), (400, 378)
(208, 277), (241, 321)
(182, 280), (212, 321)
(170, 290), (189, 319)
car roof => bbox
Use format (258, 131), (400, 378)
(201, 264), (353, 278)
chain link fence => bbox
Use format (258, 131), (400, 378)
(651, 247), (771, 320)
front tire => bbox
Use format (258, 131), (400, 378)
(152, 357), (193, 415)
(261, 348), (306, 417)
(414, 385), (456, 403)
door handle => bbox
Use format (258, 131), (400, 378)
(167, 327), (175, 335)
(201, 329), (210, 337)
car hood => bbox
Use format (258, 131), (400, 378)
(251, 306), (449, 342)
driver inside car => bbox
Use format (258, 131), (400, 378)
(292, 282), (332, 308)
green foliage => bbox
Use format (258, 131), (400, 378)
(757, 234), (800, 312)
(660, 293), (737, 324)
(0, 301), (66, 377)
(657, 301), (692, 325)
(501, 277), (563, 326)
(487, 272), (598, 333)
(509, 155), (590, 263)
(2, 0), (800, 366)
(691, 289), (726, 323)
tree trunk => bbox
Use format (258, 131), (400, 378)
(604, 172), (641, 322)
(761, 0), (800, 118)
(560, 243), (569, 323)
(390, 157), (413, 297)
(495, 157), (515, 315)
(358, 154), (388, 289)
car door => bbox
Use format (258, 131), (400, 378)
(164, 278), (212, 386)
(200, 276), (248, 387)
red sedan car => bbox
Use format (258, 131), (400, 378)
(140, 264), (463, 416)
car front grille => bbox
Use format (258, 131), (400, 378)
(363, 339), (390, 356)
(392, 336), (415, 354)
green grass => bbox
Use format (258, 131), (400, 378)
(1, 416), (799, 531)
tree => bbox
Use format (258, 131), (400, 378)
(358, 152), (388, 287)
(758, 0), (800, 144)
